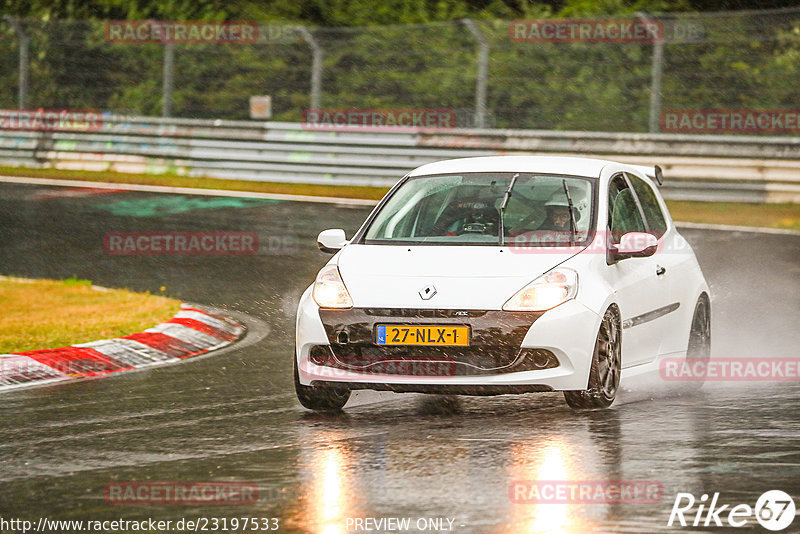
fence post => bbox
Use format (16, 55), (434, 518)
(4, 16), (30, 109)
(162, 42), (175, 117)
(462, 19), (489, 129)
(638, 12), (664, 133)
(297, 26), (322, 110)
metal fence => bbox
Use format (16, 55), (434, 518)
(2, 114), (799, 203)
(2, 8), (800, 132)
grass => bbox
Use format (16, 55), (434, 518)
(665, 200), (800, 232)
(0, 276), (181, 354)
(1, 165), (798, 231)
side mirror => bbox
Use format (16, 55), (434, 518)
(317, 229), (347, 254)
(609, 232), (658, 262)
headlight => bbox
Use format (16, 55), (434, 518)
(312, 265), (353, 308)
(503, 268), (578, 311)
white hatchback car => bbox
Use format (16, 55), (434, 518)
(295, 156), (710, 410)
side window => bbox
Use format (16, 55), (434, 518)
(627, 174), (668, 238)
(608, 175), (645, 243)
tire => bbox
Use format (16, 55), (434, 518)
(564, 307), (621, 409)
(684, 296), (711, 390)
(293, 357), (351, 411)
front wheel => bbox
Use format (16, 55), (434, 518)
(294, 357), (350, 411)
(564, 307), (621, 409)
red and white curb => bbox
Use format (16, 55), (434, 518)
(0, 304), (245, 391)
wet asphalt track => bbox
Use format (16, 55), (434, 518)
(0, 182), (799, 533)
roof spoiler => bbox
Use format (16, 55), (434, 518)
(629, 164), (664, 186)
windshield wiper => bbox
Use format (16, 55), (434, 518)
(498, 173), (520, 246)
(562, 179), (578, 246)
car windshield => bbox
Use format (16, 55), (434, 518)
(362, 172), (595, 246)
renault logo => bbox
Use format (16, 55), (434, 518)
(419, 284), (437, 300)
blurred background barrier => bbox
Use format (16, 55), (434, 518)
(2, 7), (800, 202)
(1, 8), (800, 132)
(1, 114), (799, 203)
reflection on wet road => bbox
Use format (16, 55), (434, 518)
(0, 183), (798, 532)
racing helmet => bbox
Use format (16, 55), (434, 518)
(544, 191), (582, 222)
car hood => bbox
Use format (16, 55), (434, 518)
(336, 244), (581, 309)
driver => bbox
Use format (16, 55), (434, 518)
(539, 195), (577, 232)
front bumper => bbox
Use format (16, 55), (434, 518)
(295, 287), (600, 392)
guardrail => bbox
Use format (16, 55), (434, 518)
(1, 114), (799, 203)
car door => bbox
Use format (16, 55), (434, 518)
(605, 173), (671, 367)
(626, 173), (685, 355)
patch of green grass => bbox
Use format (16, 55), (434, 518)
(0, 276), (181, 353)
(62, 276), (92, 286)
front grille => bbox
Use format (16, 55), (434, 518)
(314, 308), (556, 377)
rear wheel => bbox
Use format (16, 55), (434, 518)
(684, 296), (711, 390)
(564, 307), (621, 409)
(294, 357), (350, 411)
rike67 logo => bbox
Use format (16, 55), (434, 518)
(668, 490), (795, 531)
